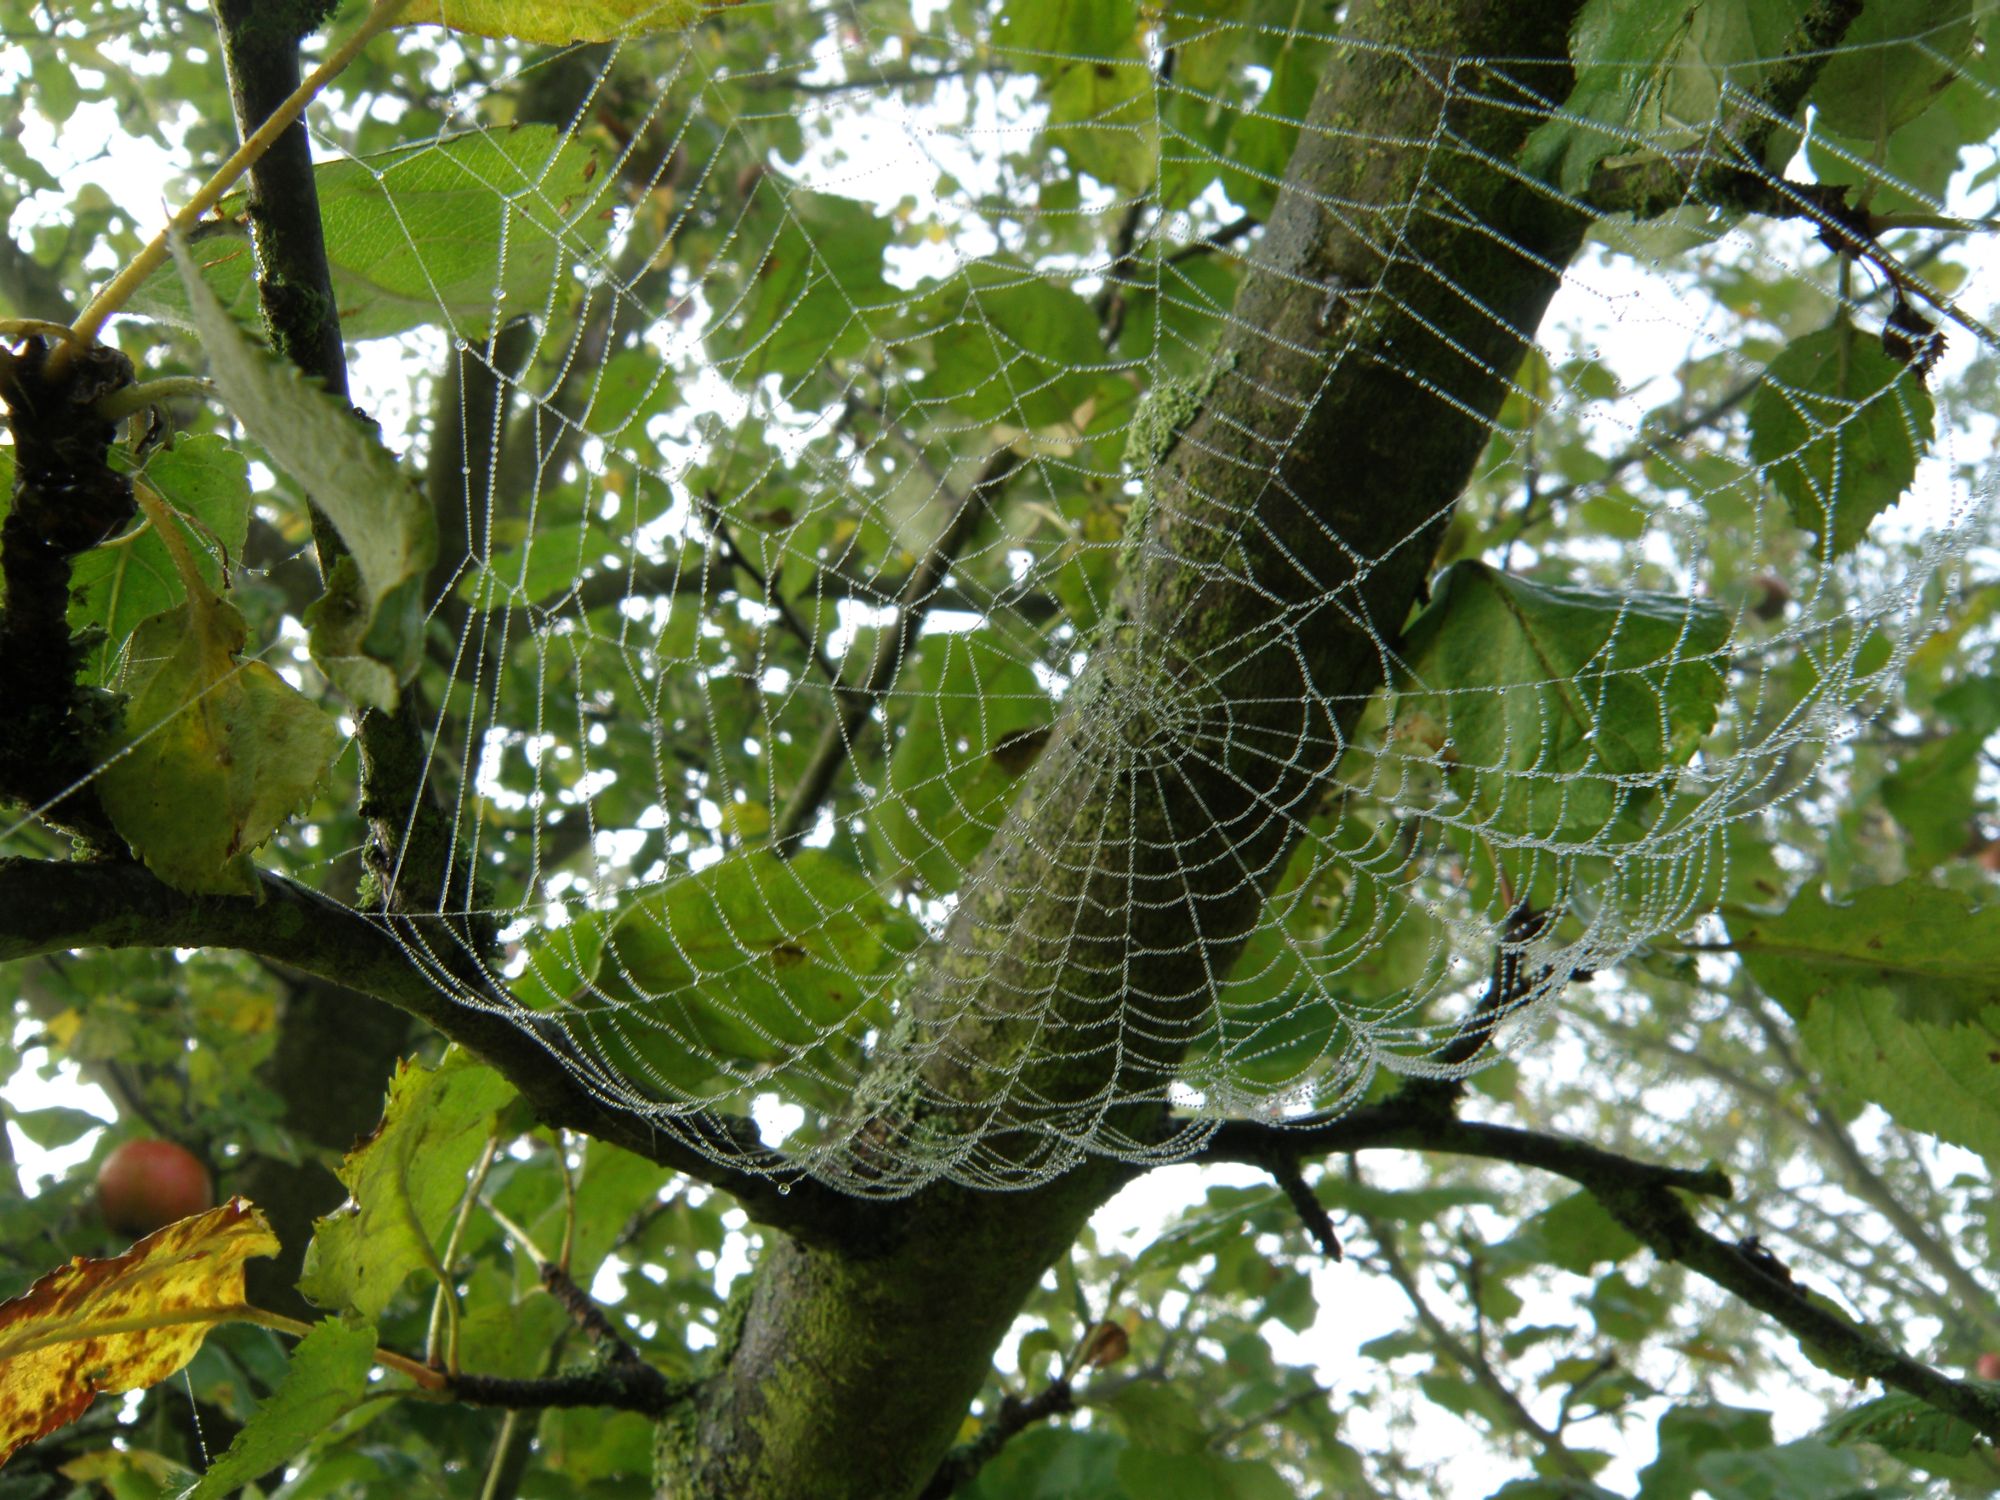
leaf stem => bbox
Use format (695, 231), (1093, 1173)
(129, 477), (211, 604)
(96, 376), (218, 423)
(58, 0), (413, 361)
(427, 1132), (500, 1375)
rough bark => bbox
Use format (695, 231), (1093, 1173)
(656, 0), (1592, 1493)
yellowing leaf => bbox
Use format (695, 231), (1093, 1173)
(299, 1053), (515, 1319)
(0, 1201), (279, 1467)
(397, 0), (722, 43)
(95, 595), (339, 896)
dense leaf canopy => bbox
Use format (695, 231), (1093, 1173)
(4, 0), (2000, 1495)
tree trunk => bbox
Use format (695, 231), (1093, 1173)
(658, 0), (1591, 1492)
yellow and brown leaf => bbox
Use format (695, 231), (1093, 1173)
(0, 1200), (279, 1466)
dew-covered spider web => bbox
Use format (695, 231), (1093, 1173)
(58, 0), (2000, 1192)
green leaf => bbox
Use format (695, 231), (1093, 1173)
(871, 631), (1052, 894)
(1522, 0), (1802, 194)
(581, 347), (682, 438)
(706, 187), (894, 385)
(175, 1318), (376, 1500)
(1694, 1438), (1868, 1500)
(1747, 325), (1935, 558)
(69, 436), (252, 682)
(994, 0), (1138, 76)
(1492, 1190), (1642, 1276)
(1724, 877), (2000, 1021)
(1821, 1389), (1978, 1458)
(1808, 0), (1978, 139)
(918, 260), (1116, 427)
(1640, 1404), (1776, 1500)
(578, 851), (919, 1104)
(94, 593), (339, 895)
(396, 0), (712, 43)
(1116, 1447), (1293, 1500)
(1103, 1384), (1211, 1456)
(1045, 47), (1157, 192)
(1393, 560), (1728, 841)
(135, 128), (612, 342)
(299, 1053), (515, 1319)
(5, 1105), (105, 1149)
(1798, 984), (2000, 1164)
(173, 232), (437, 709)
(1588, 1268), (1671, 1341)
(958, 1428), (1129, 1500)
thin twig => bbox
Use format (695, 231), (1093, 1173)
(1351, 1169), (1588, 1478)
(770, 443), (1023, 852)
(699, 488), (847, 692)
(917, 1377), (1077, 1500)
(61, 0), (412, 358)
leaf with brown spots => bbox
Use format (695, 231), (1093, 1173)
(0, 1200), (279, 1467)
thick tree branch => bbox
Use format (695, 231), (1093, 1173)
(673, 5), (1604, 1491)
(0, 854), (885, 1247)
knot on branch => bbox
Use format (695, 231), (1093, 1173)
(0, 336), (136, 556)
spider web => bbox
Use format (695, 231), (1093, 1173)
(50, 0), (2000, 1192)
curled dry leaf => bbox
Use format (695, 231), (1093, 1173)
(0, 1199), (279, 1467)
(1079, 1318), (1131, 1368)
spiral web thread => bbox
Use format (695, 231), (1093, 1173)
(120, 3), (2000, 1190)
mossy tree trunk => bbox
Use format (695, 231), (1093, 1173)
(656, 1), (1592, 1493)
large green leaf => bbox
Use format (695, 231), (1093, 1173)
(1799, 985), (2000, 1163)
(1747, 325), (1935, 559)
(1807, 0), (1978, 139)
(994, 0), (1138, 76)
(298, 1053), (515, 1319)
(1821, 1389), (1979, 1459)
(1521, 0), (1803, 194)
(1725, 877), (2000, 1021)
(1490, 1190), (1641, 1276)
(1045, 46), (1157, 192)
(575, 851), (919, 1104)
(1116, 1448), (1293, 1500)
(136, 127), (611, 342)
(871, 631), (1052, 895)
(959, 1428), (1128, 1500)
(1694, 1438), (1866, 1500)
(174, 233), (436, 709)
(1639, 1405), (1777, 1500)
(1393, 561), (1728, 842)
(918, 260), (1118, 427)
(1729, 880), (2000, 1160)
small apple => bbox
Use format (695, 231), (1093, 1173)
(96, 1138), (214, 1238)
(1976, 1352), (2000, 1381)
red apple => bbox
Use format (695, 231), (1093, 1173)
(96, 1138), (214, 1237)
(1976, 1353), (2000, 1381)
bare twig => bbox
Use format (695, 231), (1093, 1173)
(917, 1376), (1076, 1500)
